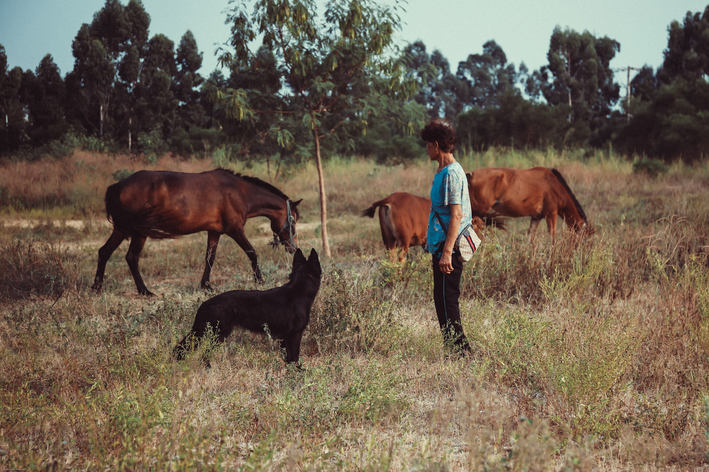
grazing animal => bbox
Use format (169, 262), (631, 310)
(174, 248), (321, 367)
(361, 192), (430, 263)
(466, 167), (588, 237)
(91, 169), (301, 296)
(362, 192), (490, 263)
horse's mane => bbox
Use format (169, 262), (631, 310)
(215, 168), (291, 202)
(550, 168), (587, 222)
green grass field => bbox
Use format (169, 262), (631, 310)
(1, 148), (708, 470)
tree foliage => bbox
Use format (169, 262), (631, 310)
(20, 55), (68, 145)
(4, 2), (709, 163)
(217, 0), (416, 256)
(399, 41), (463, 120)
(0, 45), (26, 152)
(660, 6), (709, 83)
(457, 40), (519, 109)
(534, 27), (620, 145)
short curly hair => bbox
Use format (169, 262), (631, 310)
(420, 119), (456, 153)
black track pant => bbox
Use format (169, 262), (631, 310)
(432, 253), (471, 353)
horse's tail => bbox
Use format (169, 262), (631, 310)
(105, 183), (175, 239)
(550, 168), (587, 224)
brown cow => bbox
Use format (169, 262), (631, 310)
(362, 192), (486, 263)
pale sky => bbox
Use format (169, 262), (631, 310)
(1, 0), (708, 87)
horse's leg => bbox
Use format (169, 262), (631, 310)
(125, 236), (154, 296)
(226, 228), (264, 284)
(528, 217), (542, 240)
(91, 231), (126, 293)
(545, 211), (558, 238)
(200, 231), (221, 290)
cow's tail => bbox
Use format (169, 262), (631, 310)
(361, 197), (390, 218)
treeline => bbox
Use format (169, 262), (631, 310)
(1, 0), (709, 163)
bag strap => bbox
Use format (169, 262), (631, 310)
(432, 210), (448, 233)
(434, 209), (472, 241)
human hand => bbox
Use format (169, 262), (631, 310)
(439, 252), (453, 274)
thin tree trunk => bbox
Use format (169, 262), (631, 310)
(312, 116), (331, 257)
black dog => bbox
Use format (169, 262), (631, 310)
(174, 248), (321, 367)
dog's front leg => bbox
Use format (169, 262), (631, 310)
(281, 331), (304, 369)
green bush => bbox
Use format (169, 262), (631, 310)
(632, 157), (669, 177)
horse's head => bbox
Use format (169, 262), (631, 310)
(576, 221), (595, 237)
(271, 199), (301, 253)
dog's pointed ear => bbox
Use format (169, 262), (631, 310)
(308, 248), (319, 264)
(292, 248), (306, 268)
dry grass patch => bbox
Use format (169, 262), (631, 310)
(1, 151), (709, 470)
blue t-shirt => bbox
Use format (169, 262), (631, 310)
(426, 161), (473, 255)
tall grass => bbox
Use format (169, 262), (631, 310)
(0, 149), (708, 470)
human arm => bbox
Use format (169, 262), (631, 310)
(438, 203), (462, 274)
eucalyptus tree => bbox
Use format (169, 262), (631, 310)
(660, 5), (709, 83)
(69, 0), (150, 140)
(456, 40), (518, 109)
(20, 55), (67, 144)
(0, 46), (26, 152)
(399, 41), (463, 120)
(614, 5), (709, 161)
(174, 31), (205, 131)
(536, 27), (620, 144)
(132, 33), (178, 148)
(217, 0), (414, 256)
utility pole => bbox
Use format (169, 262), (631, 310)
(614, 66), (641, 121)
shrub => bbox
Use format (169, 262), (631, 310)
(111, 168), (134, 182)
(0, 239), (82, 299)
(632, 157), (669, 177)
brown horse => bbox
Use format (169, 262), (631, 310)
(91, 169), (301, 296)
(362, 192), (487, 263)
(466, 167), (587, 236)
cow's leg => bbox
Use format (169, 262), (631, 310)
(200, 231), (221, 290)
(125, 236), (153, 296)
(398, 243), (410, 264)
(92, 231), (126, 293)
